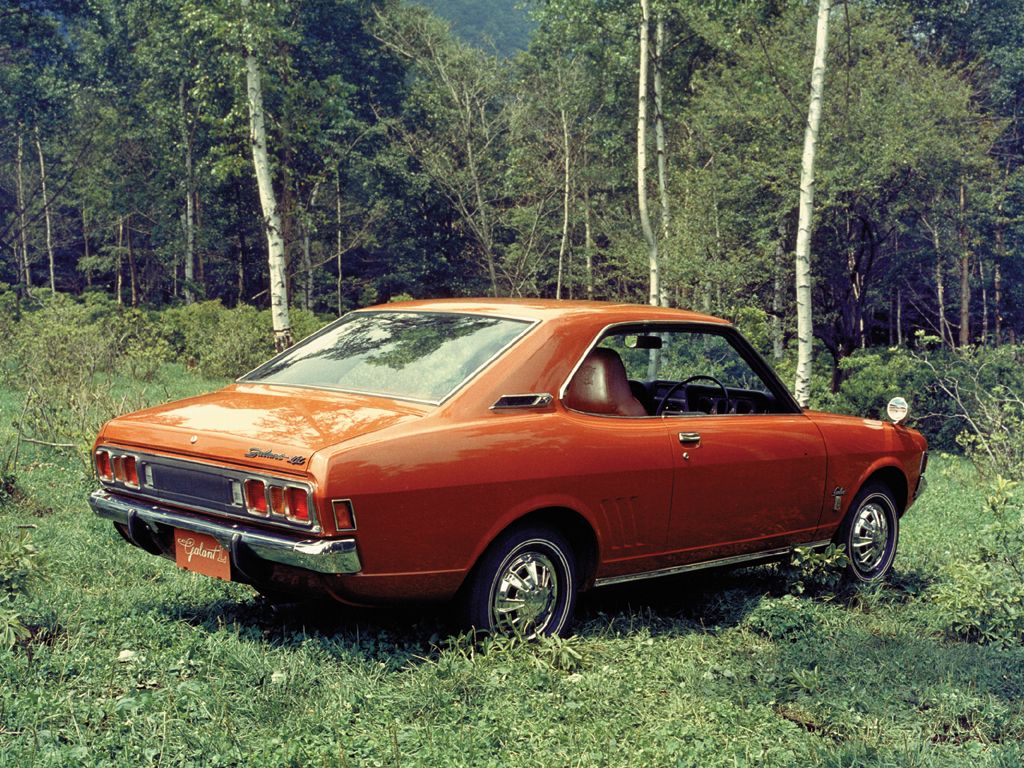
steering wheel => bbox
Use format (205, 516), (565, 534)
(655, 375), (730, 416)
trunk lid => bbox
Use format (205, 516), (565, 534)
(100, 383), (429, 473)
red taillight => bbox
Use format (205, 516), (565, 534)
(269, 485), (286, 516)
(245, 479), (268, 515)
(123, 455), (139, 487)
(286, 487), (309, 522)
(95, 450), (113, 481)
(112, 455), (126, 482)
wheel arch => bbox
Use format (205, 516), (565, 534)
(459, 506), (600, 594)
(859, 465), (909, 515)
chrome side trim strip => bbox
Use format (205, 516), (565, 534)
(89, 489), (361, 575)
(593, 539), (833, 588)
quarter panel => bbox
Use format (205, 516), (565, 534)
(324, 411), (676, 590)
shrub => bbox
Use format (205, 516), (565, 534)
(932, 477), (1024, 648)
(0, 525), (40, 651)
(158, 301), (329, 378)
(781, 544), (849, 597)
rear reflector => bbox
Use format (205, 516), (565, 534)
(332, 499), (356, 531)
(286, 487), (309, 522)
(245, 479), (268, 515)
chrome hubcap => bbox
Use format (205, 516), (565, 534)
(850, 501), (890, 572)
(491, 551), (559, 635)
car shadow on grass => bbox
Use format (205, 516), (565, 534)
(146, 562), (941, 665)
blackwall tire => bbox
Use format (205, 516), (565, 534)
(462, 525), (577, 638)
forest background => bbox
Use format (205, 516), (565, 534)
(3, 4), (1024, 763)
(3, 0), (1024, 448)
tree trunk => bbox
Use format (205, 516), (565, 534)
(82, 208), (92, 288)
(15, 133), (31, 294)
(772, 219), (786, 360)
(336, 168), (344, 316)
(180, 79), (196, 304)
(980, 259), (988, 345)
(994, 220), (1004, 346)
(637, 0), (659, 307)
(583, 165), (595, 300)
(34, 129), (55, 292)
(242, 0), (292, 351)
(957, 181), (970, 347)
(556, 107), (571, 300)
(127, 214), (138, 307)
(116, 217), (124, 306)
(896, 287), (903, 347)
(793, 0), (831, 407)
(654, 13), (670, 306)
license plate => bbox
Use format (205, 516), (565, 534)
(174, 529), (231, 581)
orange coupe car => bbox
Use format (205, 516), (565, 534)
(89, 300), (928, 636)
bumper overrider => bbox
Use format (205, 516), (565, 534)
(89, 489), (362, 579)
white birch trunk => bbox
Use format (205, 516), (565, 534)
(242, 0), (292, 351)
(15, 133), (31, 293)
(654, 15), (670, 307)
(793, 0), (831, 407)
(336, 168), (344, 316)
(556, 106), (571, 300)
(180, 80), (196, 303)
(34, 129), (55, 292)
(637, 0), (659, 306)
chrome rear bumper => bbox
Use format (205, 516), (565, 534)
(89, 489), (361, 576)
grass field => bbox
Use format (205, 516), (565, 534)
(1, 366), (1022, 767)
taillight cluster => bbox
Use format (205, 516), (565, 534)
(95, 449), (139, 488)
(243, 478), (310, 524)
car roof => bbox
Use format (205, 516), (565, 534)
(355, 298), (731, 326)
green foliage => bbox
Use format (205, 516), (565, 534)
(932, 477), (1024, 648)
(744, 595), (819, 641)
(160, 300), (328, 378)
(0, 528), (40, 651)
(783, 544), (850, 597)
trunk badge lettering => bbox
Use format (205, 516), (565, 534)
(246, 447), (307, 466)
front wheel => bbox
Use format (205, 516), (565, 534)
(461, 525), (577, 638)
(837, 482), (900, 582)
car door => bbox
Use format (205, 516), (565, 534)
(602, 325), (829, 564)
(658, 328), (828, 561)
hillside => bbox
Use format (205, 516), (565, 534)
(416, 0), (534, 55)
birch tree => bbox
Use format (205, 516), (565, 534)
(240, 0), (292, 351)
(793, 0), (830, 406)
(637, 0), (660, 306)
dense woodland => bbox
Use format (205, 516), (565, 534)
(3, 0), (1024, 388)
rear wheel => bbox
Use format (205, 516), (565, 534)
(837, 482), (900, 582)
(462, 525), (577, 638)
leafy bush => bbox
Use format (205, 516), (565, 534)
(0, 525), (40, 651)
(932, 477), (1024, 648)
(7, 295), (158, 467)
(158, 300), (328, 378)
(781, 544), (849, 597)
(744, 595), (818, 641)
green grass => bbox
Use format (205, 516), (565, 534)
(1, 368), (1022, 767)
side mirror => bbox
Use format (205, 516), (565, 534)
(887, 396), (909, 424)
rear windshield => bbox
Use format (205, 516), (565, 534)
(242, 311), (534, 404)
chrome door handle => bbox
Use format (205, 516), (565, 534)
(678, 432), (701, 445)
